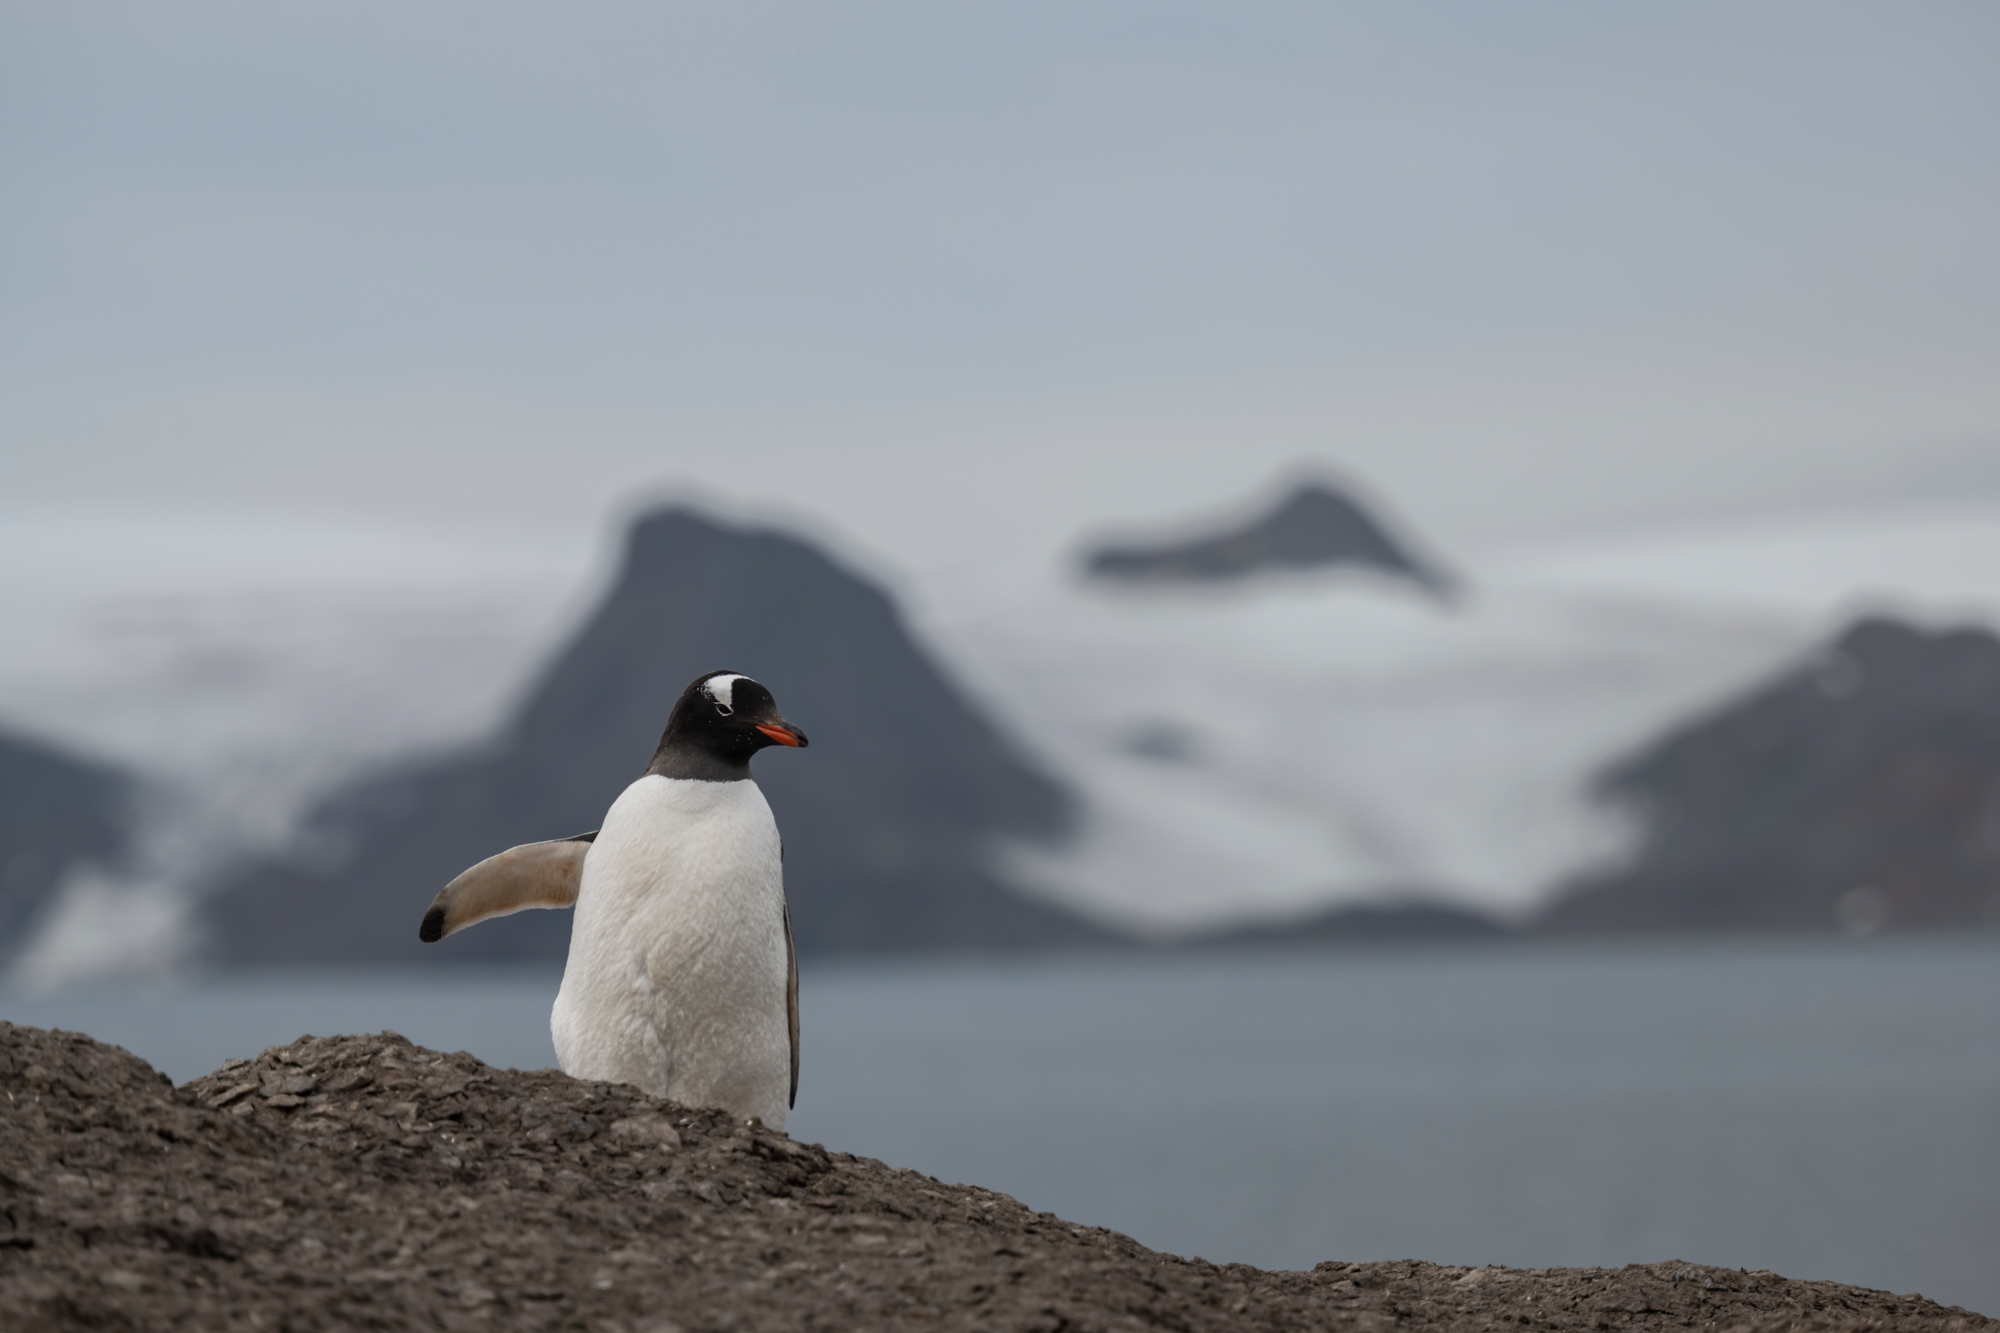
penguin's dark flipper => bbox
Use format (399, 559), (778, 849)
(784, 899), (799, 1109)
(417, 835), (594, 943)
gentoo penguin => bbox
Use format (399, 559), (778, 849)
(417, 670), (808, 1129)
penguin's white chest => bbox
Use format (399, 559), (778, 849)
(550, 775), (791, 1128)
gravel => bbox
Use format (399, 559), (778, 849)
(2, 1021), (1990, 1332)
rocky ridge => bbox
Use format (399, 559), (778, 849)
(198, 507), (1105, 965)
(1, 1022), (1988, 1332)
(0, 729), (136, 959)
(1547, 617), (2000, 934)
(1083, 481), (1455, 597)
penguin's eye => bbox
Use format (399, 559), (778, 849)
(714, 703), (734, 717)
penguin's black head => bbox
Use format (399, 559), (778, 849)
(647, 670), (808, 781)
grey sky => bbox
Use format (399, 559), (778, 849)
(4, 1), (1997, 579)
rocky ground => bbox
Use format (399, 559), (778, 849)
(1, 1022), (1990, 1333)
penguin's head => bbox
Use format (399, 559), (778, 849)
(651, 670), (809, 778)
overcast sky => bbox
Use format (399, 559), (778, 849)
(4, 1), (1997, 585)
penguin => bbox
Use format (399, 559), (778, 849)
(417, 670), (808, 1129)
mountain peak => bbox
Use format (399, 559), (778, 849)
(198, 504), (1109, 963)
(1083, 480), (1455, 596)
(1544, 615), (2000, 935)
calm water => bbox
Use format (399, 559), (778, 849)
(6, 939), (1997, 1315)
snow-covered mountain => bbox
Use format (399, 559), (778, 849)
(0, 506), (585, 984)
(1548, 615), (2000, 935)
(194, 508), (1102, 967)
(916, 500), (2000, 937)
(9, 489), (2000, 978)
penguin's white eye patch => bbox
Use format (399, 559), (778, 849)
(703, 673), (749, 710)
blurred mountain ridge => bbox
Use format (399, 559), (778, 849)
(0, 729), (138, 959)
(1082, 479), (1456, 598)
(195, 506), (1113, 964)
(1545, 616), (2000, 935)
(15, 499), (2000, 976)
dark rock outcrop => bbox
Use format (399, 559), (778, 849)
(198, 507), (1110, 964)
(1084, 480), (1455, 596)
(0, 729), (135, 957)
(1544, 617), (2000, 935)
(3, 1022), (1987, 1331)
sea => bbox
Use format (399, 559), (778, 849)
(6, 937), (1997, 1316)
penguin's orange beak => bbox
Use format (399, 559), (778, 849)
(755, 722), (808, 748)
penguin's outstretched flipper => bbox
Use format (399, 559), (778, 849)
(418, 831), (597, 943)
